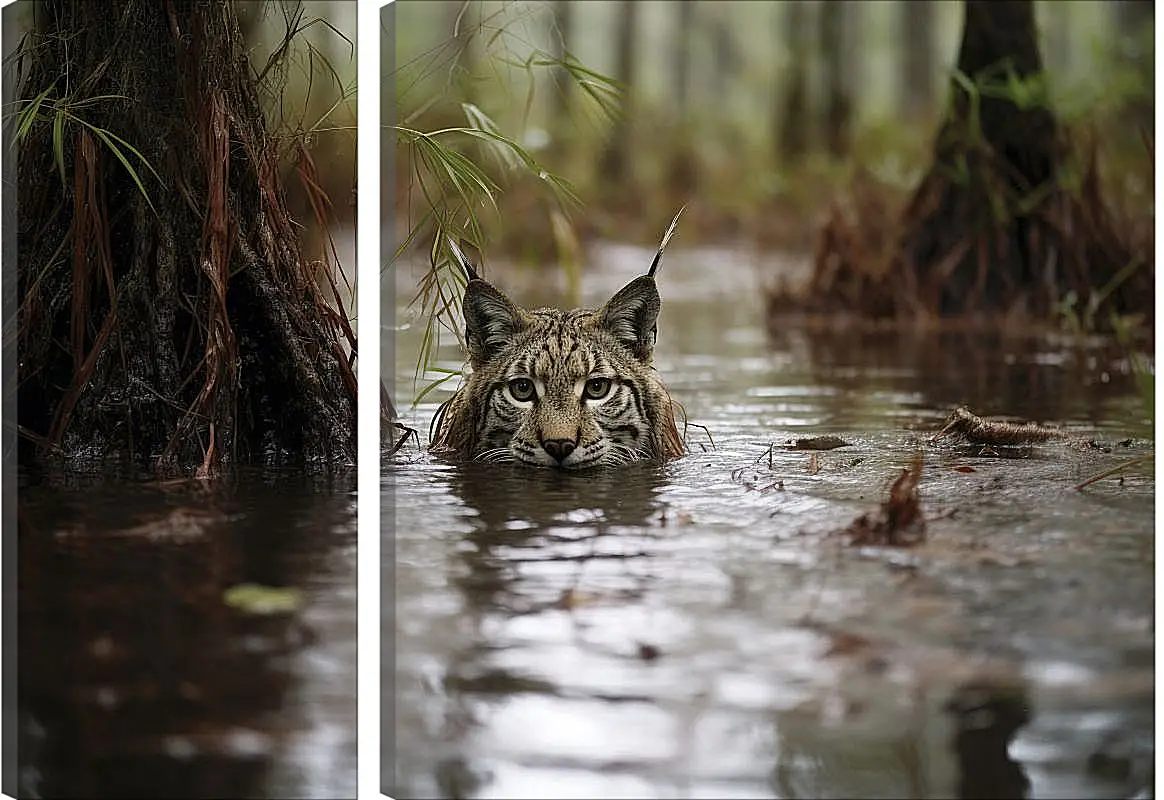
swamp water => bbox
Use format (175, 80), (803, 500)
(15, 468), (358, 798)
(387, 242), (1154, 799)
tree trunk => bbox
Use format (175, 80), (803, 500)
(16, 0), (358, 474)
(598, 0), (637, 186)
(1041, 0), (1069, 80)
(1114, 0), (1154, 42)
(776, 1), (809, 162)
(899, 0), (1058, 315)
(819, 0), (854, 157)
(708, 4), (739, 103)
(900, 0), (935, 121)
(791, 0), (1153, 329)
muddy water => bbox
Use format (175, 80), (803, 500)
(387, 242), (1154, 800)
(16, 468), (358, 798)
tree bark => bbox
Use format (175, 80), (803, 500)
(16, 0), (357, 473)
(898, 0), (1058, 315)
(784, 0), (1152, 328)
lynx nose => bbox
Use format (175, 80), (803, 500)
(541, 438), (576, 463)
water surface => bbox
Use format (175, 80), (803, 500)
(17, 467), (358, 798)
(387, 243), (1153, 799)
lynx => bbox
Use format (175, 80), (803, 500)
(430, 216), (686, 470)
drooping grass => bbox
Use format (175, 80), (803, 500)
(12, 85), (163, 211)
(389, 4), (616, 408)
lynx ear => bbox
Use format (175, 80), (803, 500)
(463, 279), (527, 368)
(598, 275), (660, 363)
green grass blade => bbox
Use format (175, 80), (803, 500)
(15, 81), (55, 142)
(413, 372), (460, 407)
(82, 123), (157, 213)
(51, 108), (66, 187)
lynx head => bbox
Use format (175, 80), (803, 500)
(430, 210), (686, 470)
(430, 275), (682, 469)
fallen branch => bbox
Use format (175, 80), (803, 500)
(1074, 454), (1153, 491)
(931, 406), (1076, 446)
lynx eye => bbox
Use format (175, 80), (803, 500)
(583, 377), (613, 400)
(507, 377), (537, 402)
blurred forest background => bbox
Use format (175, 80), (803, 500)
(390, 0), (1153, 310)
(234, 0), (358, 247)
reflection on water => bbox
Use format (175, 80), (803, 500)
(946, 680), (1032, 799)
(388, 244), (1153, 799)
(17, 468), (357, 798)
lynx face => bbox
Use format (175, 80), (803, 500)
(430, 274), (684, 470)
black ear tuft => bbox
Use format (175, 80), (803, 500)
(447, 237), (481, 282)
(598, 275), (661, 362)
(648, 205), (685, 278)
(463, 280), (526, 368)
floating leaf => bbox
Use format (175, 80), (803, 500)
(223, 583), (304, 615)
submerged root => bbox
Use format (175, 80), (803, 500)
(842, 451), (926, 547)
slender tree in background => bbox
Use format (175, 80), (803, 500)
(450, 0), (475, 107)
(598, 0), (637, 186)
(819, 0), (854, 157)
(673, 0), (693, 119)
(666, 0), (698, 199)
(1114, 0), (1153, 136)
(550, 0), (572, 133)
(1041, 2), (1070, 83)
(776, 1), (809, 162)
(15, 0), (357, 474)
(900, 0), (935, 122)
(708, 3), (741, 104)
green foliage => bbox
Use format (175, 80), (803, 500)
(12, 84), (163, 212)
(390, 3), (618, 407)
(1109, 312), (1154, 423)
(1057, 257), (1147, 338)
(394, 112), (580, 399)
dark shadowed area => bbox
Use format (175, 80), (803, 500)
(16, 468), (357, 798)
